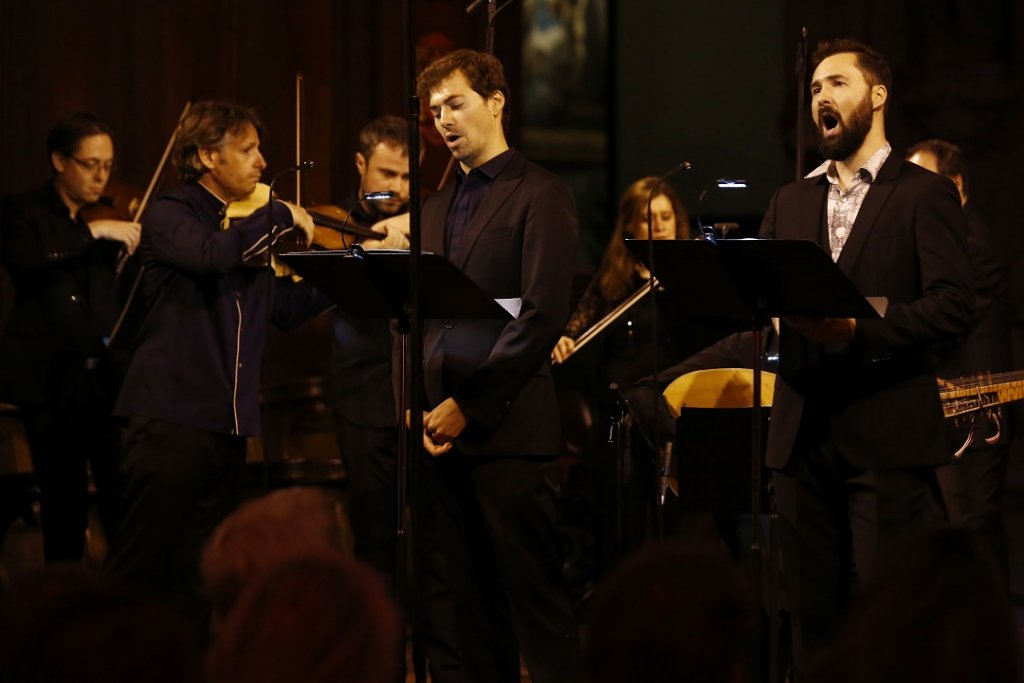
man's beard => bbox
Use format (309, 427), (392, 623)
(816, 92), (874, 161)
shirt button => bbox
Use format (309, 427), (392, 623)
(443, 319), (454, 329)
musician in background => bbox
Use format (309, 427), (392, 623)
(549, 178), (691, 573)
(551, 177), (691, 386)
(329, 115), (413, 592)
(907, 139), (1014, 575)
(106, 101), (328, 628)
(0, 113), (139, 564)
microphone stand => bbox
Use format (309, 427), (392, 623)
(402, 1), (427, 680)
(795, 26), (808, 180)
(643, 161), (690, 536)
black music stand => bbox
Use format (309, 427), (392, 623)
(278, 248), (512, 660)
(627, 236), (879, 678)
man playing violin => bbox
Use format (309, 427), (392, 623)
(329, 115), (413, 593)
(105, 100), (328, 629)
(0, 113), (140, 564)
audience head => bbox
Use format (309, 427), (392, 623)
(0, 566), (202, 683)
(205, 552), (400, 683)
(813, 526), (1023, 683)
(200, 487), (346, 621)
(585, 541), (753, 683)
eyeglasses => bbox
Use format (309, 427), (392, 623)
(67, 155), (114, 174)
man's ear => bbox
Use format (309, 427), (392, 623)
(51, 151), (67, 174)
(197, 147), (218, 171)
(489, 90), (505, 119)
(872, 84), (888, 111)
(355, 151), (367, 178)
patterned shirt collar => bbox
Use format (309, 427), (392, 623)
(805, 142), (892, 184)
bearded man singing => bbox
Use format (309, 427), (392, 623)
(759, 38), (974, 681)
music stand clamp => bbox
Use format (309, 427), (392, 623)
(627, 237), (879, 677)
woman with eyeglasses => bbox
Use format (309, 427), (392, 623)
(0, 113), (140, 564)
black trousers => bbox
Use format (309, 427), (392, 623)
(20, 363), (122, 564)
(772, 426), (944, 682)
(104, 416), (246, 625)
(419, 454), (583, 683)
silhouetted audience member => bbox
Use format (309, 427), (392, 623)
(205, 552), (400, 683)
(812, 527), (1023, 683)
(584, 540), (753, 683)
(200, 487), (346, 622)
(0, 566), (202, 683)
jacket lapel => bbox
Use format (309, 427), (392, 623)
(835, 154), (901, 274)
(798, 176), (828, 243)
(451, 152), (525, 270)
(423, 182), (455, 256)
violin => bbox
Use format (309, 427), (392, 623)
(80, 178), (145, 224)
(224, 183), (387, 252)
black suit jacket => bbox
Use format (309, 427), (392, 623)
(760, 154), (975, 470)
(0, 183), (120, 404)
(421, 150), (578, 456)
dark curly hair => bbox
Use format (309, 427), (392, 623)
(416, 49), (510, 128)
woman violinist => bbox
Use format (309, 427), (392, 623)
(0, 113), (139, 564)
(551, 176), (692, 386)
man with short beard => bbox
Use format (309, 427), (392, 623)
(759, 39), (974, 680)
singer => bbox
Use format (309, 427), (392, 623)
(760, 40), (974, 679)
(416, 49), (584, 683)
(105, 101), (329, 629)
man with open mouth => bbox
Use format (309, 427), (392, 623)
(760, 38), (975, 680)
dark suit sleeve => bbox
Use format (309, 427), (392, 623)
(853, 175), (974, 355)
(453, 177), (579, 430)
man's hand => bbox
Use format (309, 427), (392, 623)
(284, 202), (316, 247)
(360, 221), (410, 250)
(784, 315), (856, 345)
(551, 335), (576, 364)
(422, 397), (468, 458)
(361, 212), (410, 250)
(87, 219), (141, 254)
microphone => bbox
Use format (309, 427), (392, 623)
(265, 160), (315, 261)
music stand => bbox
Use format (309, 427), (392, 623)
(628, 237), (879, 677)
(278, 248), (512, 659)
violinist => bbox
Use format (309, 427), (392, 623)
(551, 176), (692, 385)
(329, 115), (414, 592)
(0, 113), (140, 564)
(105, 101), (329, 628)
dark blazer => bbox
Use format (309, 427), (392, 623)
(421, 150), (578, 456)
(0, 183), (120, 404)
(760, 154), (975, 470)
